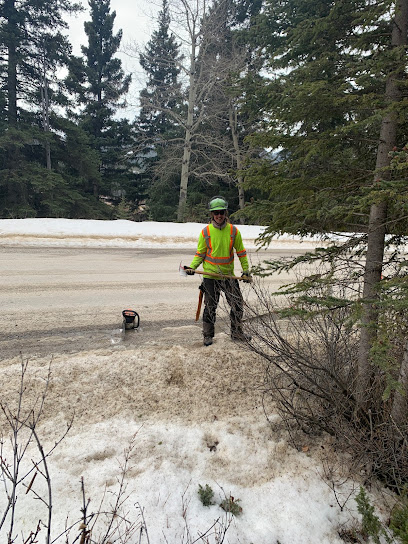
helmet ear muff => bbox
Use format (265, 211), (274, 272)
(209, 196), (228, 212)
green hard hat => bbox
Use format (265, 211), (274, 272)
(209, 196), (228, 211)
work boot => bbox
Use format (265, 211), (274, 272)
(231, 331), (251, 342)
(203, 322), (214, 346)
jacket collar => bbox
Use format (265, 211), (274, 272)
(211, 218), (228, 230)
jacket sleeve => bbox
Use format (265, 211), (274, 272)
(234, 229), (249, 272)
(189, 230), (207, 269)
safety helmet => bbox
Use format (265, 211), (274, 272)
(208, 196), (228, 212)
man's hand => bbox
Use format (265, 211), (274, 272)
(184, 266), (195, 276)
(241, 271), (252, 283)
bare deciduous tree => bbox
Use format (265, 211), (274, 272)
(236, 276), (408, 490)
(134, 0), (256, 221)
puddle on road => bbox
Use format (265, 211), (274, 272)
(110, 327), (125, 345)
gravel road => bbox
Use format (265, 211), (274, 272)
(0, 246), (302, 360)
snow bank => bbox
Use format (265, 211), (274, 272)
(0, 218), (327, 249)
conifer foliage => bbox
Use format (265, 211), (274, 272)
(242, 0), (408, 237)
(0, 0), (87, 217)
(138, 0), (182, 140)
(239, 0), (408, 487)
(135, 0), (183, 220)
(66, 0), (132, 200)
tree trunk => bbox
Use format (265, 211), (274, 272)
(228, 101), (245, 220)
(357, 201), (387, 405)
(391, 339), (408, 425)
(41, 76), (52, 170)
(356, 0), (408, 407)
(5, 0), (18, 126)
(177, 35), (197, 222)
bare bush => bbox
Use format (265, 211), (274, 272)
(0, 358), (233, 544)
(240, 280), (408, 491)
(0, 358), (147, 543)
(0, 358), (73, 543)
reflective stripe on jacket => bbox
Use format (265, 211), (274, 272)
(189, 222), (249, 278)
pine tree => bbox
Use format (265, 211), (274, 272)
(135, 0), (182, 221)
(239, 0), (408, 477)
(0, 0), (85, 217)
(241, 0), (408, 236)
(66, 0), (132, 199)
(138, 0), (182, 140)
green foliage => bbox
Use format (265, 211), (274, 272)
(390, 493), (408, 543)
(135, 0), (184, 216)
(115, 198), (134, 220)
(355, 487), (391, 544)
(138, 0), (182, 139)
(197, 484), (243, 516)
(147, 176), (179, 221)
(0, 0), (81, 125)
(67, 0), (131, 117)
(220, 494), (242, 517)
(371, 260), (408, 401)
(0, 0), (130, 219)
(65, 0), (133, 201)
(240, 0), (408, 237)
(197, 484), (215, 507)
(356, 486), (408, 544)
(230, 0), (408, 498)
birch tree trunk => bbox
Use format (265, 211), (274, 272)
(228, 101), (245, 214)
(177, 38), (197, 222)
(356, 0), (408, 407)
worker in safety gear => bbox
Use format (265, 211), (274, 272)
(184, 196), (251, 346)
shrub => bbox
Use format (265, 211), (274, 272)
(198, 484), (215, 507)
(390, 493), (408, 543)
(219, 495), (242, 517)
(355, 487), (386, 544)
(240, 279), (408, 491)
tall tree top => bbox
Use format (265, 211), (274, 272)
(82, 0), (121, 66)
(139, 0), (181, 89)
(66, 0), (131, 116)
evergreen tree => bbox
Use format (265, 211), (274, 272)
(138, 0), (182, 140)
(241, 0), (408, 236)
(135, 0), (182, 221)
(66, 0), (132, 199)
(137, 0), (255, 221)
(0, 0), (86, 217)
(239, 0), (408, 482)
(0, 0), (80, 126)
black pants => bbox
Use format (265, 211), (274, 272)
(202, 278), (244, 337)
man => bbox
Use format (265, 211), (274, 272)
(184, 196), (251, 346)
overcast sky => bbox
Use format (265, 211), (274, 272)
(65, 0), (161, 119)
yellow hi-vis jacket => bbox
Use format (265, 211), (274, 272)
(189, 222), (249, 278)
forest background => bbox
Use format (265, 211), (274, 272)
(1, 0), (408, 538)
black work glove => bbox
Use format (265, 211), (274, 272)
(184, 266), (195, 276)
(241, 271), (252, 283)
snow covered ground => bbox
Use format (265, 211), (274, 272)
(0, 219), (387, 543)
(0, 217), (327, 249)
